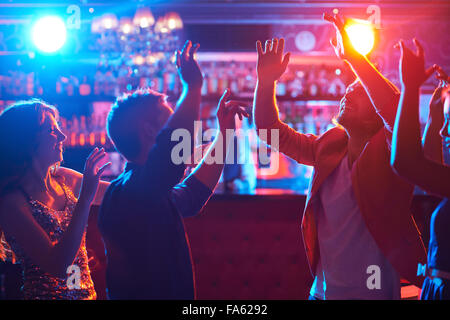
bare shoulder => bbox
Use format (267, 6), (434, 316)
(56, 167), (83, 179)
(54, 167), (84, 198)
(56, 166), (82, 185)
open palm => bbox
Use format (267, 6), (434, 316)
(256, 38), (291, 82)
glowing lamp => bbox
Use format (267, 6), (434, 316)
(165, 12), (183, 30)
(31, 16), (67, 53)
(155, 17), (169, 34)
(119, 17), (134, 34)
(101, 13), (118, 30)
(344, 19), (375, 56)
(133, 7), (155, 28)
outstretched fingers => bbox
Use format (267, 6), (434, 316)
(396, 39), (409, 57)
(333, 14), (345, 31)
(265, 39), (271, 53)
(256, 40), (263, 56)
(435, 65), (449, 84)
(181, 40), (192, 61)
(272, 38), (278, 54)
(281, 52), (291, 71)
(189, 43), (200, 60)
(90, 149), (107, 169)
(218, 89), (232, 112)
(277, 38), (285, 57)
(175, 50), (181, 68)
(323, 12), (344, 32)
(413, 38), (424, 60)
(97, 162), (112, 177)
(227, 104), (249, 121)
(424, 65), (438, 82)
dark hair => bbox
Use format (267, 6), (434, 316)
(0, 99), (58, 195)
(106, 88), (170, 161)
(0, 99), (58, 262)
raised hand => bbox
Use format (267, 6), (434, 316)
(427, 67), (449, 123)
(435, 65), (449, 85)
(256, 38), (291, 82)
(396, 38), (437, 89)
(176, 40), (203, 89)
(323, 12), (359, 60)
(216, 89), (249, 131)
(79, 147), (111, 205)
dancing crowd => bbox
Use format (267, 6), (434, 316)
(0, 13), (448, 300)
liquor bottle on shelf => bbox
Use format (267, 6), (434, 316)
(209, 63), (219, 95)
(314, 108), (323, 135)
(56, 77), (63, 95)
(26, 73), (34, 96)
(66, 76), (76, 97)
(306, 70), (319, 98)
(289, 77), (303, 98)
(284, 103), (294, 128)
(79, 116), (87, 147)
(104, 68), (116, 96)
(229, 63), (239, 94)
(200, 70), (209, 96)
(217, 63), (225, 94)
(276, 74), (287, 97)
(293, 103), (305, 133)
(304, 108), (316, 135)
(79, 76), (91, 96)
(244, 67), (256, 95)
(94, 69), (104, 96)
(236, 62), (246, 95)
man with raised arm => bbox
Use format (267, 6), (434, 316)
(252, 14), (426, 299)
(98, 40), (248, 299)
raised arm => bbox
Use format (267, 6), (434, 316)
(165, 40), (203, 147)
(324, 13), (399, 130)
(191, 89), (249, 189)
(253, 38), (318, 166)
(253, 38), (290, 130)
(391, 39), (450, 198)
(422, 78), (447, 164)
(171, 89), (249, 217)
(142, 41), (203, 194)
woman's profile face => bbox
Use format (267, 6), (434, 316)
(34, 111), (67, 167)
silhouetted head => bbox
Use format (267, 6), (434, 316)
(107, 88), (173, 163)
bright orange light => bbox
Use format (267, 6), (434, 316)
(79, 133), (85, 146)
(100, 132), (106, 145)
(344, 19), (375, 56)
(89, 133), (95, 146)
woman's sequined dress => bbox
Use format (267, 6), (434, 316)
(6, 182), (96, 300)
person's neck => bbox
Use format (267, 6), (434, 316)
(134, 138), (155, 166)
(23, 161), (53, 193)
(347, 133), (370, 168)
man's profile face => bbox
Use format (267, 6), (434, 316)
(336, 81), (379, 133)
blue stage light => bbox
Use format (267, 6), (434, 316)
(32, 16), (67, 53)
